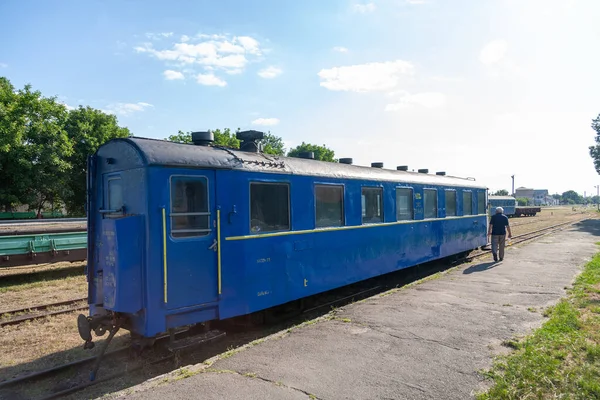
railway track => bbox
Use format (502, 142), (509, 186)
(468, 218), (587, 261)
(0, 297), (87, 328)
(0, 216), (590, 400)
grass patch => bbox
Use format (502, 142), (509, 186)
(477, 252), (600, 399)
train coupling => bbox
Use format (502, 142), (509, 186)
(77, 313), (113, 349)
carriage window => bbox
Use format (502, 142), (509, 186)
(478, 192), (486, 214)
(250, 183), (290, 233)
(362, 187), (383, 224)
(463, 191), (473, 215)
(170, 177), (210, 238)
(424, 189), (437, 219)
(445, 190), (457, 217)
(396, 188), (413, 221)
(106, 178), (123, 219)
(315, 185), (344, 228)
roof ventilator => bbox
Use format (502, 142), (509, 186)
(418, 169), (429, 174)
(436, 171), (446, 176)
(191, 131), (214, 146)
(339, 158), (353, 165)
(371, 162), (384, 168)
(397, 165), (408, 171)
(298, 152), (315, 159)
(236, 130), (264, 153)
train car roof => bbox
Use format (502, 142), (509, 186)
(488, 195), (516, 200)
(104, 137), (487, 189)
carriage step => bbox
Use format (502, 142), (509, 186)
(166, 329), (225, 352)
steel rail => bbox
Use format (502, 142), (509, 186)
(0, 297), (88, 327)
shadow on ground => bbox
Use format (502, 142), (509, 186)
(572, 219), (600, 237)
(462, 261), (497, 274)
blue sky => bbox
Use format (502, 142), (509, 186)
(2, 0), (600, 196)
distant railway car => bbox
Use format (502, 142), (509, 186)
(487, 195), (541, 217)
(78, 132), (489, 351)
(488, 195), (517, 216)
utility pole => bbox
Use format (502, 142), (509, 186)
(511, 175), (515, 196)
(596, 185), (600, 212)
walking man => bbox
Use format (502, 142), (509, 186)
(488, 206), (512, 262)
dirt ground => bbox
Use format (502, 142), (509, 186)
(0, 205), (597, 395)
(0, 310), (130, 381)
(0, 262), (87, 312)
(508, 206), (595, 237)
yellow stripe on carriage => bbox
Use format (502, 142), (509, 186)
(217, 209), (222, 295)
(162, 207), (168, 303)
(224, 214), (488, 241)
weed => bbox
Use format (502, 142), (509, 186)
(501, 339), (520, 350)
(477, 252), (600, 399)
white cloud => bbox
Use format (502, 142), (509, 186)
(430, 75), (464, 83)
(236, 36), (261, 55)
(405, 0), (427, 4)
(134, 33), (264, 80)
(252, 118), (280, 126)
(0, 63), (7, 68)
(145, 32), (174, 40)
(333, 46), (349, 53)
(318, 60), (415, 92)
(385, 92), (447, 111)
(106, 102), (154, 116)
(258, 66), (283, 79)
(479, 40), (508, 66)
(352, 3), (376, 13)
(163, 70), (185, 80)
(59, 102), (75, 110)
(196, 73), (227, 87)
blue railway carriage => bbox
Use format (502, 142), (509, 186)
(488, 195), (517, 217)
(78, 132), (488, 347)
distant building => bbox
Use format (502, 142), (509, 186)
(515, 187), (558, 206)
(515, 187), (534, 203)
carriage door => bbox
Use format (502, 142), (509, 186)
(166, 173), (218, 309)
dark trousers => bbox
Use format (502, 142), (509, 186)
(491, 235), (506, 259)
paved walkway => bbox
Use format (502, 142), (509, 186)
(114, 220), (600, 400)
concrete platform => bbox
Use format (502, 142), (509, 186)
(114, 220), (600, 400)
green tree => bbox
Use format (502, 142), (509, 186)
(166, 129), (285, 155)
(0, 80), (72, 213)
(516, 197), (529, 206)
(493, 189), (509, 196)
(166, 128), (241, 148)
(562, 190), (582, 204)
(166, 130), (192, 144)
(552, 193), (561, 200)
(0, 77), (25, 208)
(287, 142), (336, 162)
(261, 132), (285, 156)
(63, 106), (130, 215)
(589, 113), (600, 174)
